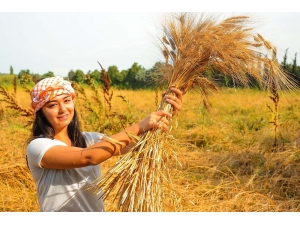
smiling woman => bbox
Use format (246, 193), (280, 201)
(41, 94), (75, 141)
(25, 75), (183, 212)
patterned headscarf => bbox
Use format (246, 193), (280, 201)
(30, 76), (75, 113)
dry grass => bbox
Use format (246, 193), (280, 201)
(0, 118), (38, 211)
(1, 83), (300, 212)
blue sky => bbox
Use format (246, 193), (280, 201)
(0, 1), (299, 77)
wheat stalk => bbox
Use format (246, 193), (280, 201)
(0, 85), (34, 126)
(87, 12), (299, 212)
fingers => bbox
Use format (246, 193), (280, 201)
(164, 87), (183, 116)
(138, 87), (184, 133)
(149, 111), (171, 132)
(170, 87), (183, 101)
(162, 87), (183, 100)
(155, 109), (172, 119)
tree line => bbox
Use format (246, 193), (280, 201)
(3, 48), (300, 90)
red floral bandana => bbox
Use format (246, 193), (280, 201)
(30, 76), (75, 114)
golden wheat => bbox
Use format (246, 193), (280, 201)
(88, 12), (299, 212)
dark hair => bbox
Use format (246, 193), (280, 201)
(26, 109), (87, 148)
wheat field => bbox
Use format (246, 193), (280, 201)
(1, 84), (300, 212)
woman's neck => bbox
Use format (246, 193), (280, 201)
(54, 130), (72, 146)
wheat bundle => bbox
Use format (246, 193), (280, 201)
(87, 12), (298, 211)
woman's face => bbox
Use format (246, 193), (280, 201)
(41, 94), (75, 132)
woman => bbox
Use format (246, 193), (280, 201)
(26, 76), (183, 212)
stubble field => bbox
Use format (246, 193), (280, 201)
(1, 83), (300, 212)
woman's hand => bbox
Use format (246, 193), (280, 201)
(163, 87), (183, 116)
(136, 87), (183, 133)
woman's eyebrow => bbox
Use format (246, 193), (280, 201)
(47, 99), (58, 104)
(46, 95), (71, 104)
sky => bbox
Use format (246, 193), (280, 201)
(0, 1), (299, 77)
(1, 3), (299, 225)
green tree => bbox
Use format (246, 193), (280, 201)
(18, 69), (30, 78)
(90, 69), (101, 83)
(282, 48), (288, 71)
(144, 62), (165, 88)
(107, 65), (123, 87)
(292, 53), (297, 74)
(124, 62), (146, 89)
(32, 74), (41, 83)
(120, 70), (128, 89)
(10, 66), (13, 75)
(18, 69), (32, 84)
(68, 70), (75, 81)
(135, 68), (146, 82)
(290, 52), (300, 85)
(41, 71), (54, 79)
(73, 69), (85, 83)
